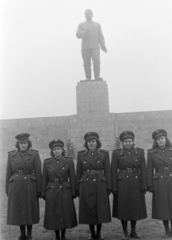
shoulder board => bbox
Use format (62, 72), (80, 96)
(99, 148), (108, 153)
(113, 148), (121, 152)
(78, 149), (86, 153)
(147, 148), (157, 153)
(8, 150), (16, 154)
(44, 157), (52, 161)
(136, 147), (144, 151)
(30, 149), (38, 152)
(65, 156), (73, 160)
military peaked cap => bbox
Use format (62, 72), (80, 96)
(84, 132), (99, 141)
(49, 139), (64, 149)
(152, 129), (167, 140)
(119, 131), (135, 142)
(15, 133), (30, 142)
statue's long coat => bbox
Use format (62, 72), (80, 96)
(76, 149), (111, 225)
(147, 147), (172, 220)
(5, 149), (42, 225)
(42, 156), (77, 230)
(111, 147), (147, 220)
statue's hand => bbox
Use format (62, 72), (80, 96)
(101, 46), (107, 53)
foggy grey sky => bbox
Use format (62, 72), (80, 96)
(0, 0), (172, 119)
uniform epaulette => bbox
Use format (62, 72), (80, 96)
(99, 148), (108, 153)
(65, 156), (73, 159)
(78, 149), (86, 153)
(113, 148), (121, 151)
(44, 157), (52, 161)
(8, 150), (16, 153)
(136, 147), (144, 151)
(147, 148), (156, 153)
(30, 149), (38, 152)
(147, 148), (152, 151)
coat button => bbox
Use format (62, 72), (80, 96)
(170, 174), (172, 176)
(87, 169), (89, 171)
(60, 186), (62, 188)
(161, 176), (163, 178)
(98, 161), (99, 163)
(135, 176), (138, 178)
(93, 179), (96, 181)
(62, 167), (64, 169)
(24, 177), (27, 179)
(126, 176), (129, 178)
(84, 162), (86, 164)
(86, 178), (88, 180)
(135, 159), (137, 161)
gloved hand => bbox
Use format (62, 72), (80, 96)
(141, 188), (147, 194)
(112, 190), (118, 195)
(148, 187), (154, 193)
(37, 192), (41, 199)
(107, 190), (111, 196)
(42, 196), (46, 201)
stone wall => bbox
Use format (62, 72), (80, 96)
(0, 81), (171, 160)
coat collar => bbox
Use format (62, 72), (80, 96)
(83, 149), (101, 169)
(119, 147), (139, 168)
(12, 149), (32, 170)
(47, 156), (66, 175)
(153, 147), (172, 165)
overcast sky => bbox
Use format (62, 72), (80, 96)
(0, 0), (172, 120)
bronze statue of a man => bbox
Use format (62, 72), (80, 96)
(76, 9), (107, 80)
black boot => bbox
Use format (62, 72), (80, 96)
(163, 220), (171, 238)
(27, 225), (34, 240)
(97, 224), (104, 240)
(61, 229), (67, 240)
(19, 226), (27, 240)
(121, 220), (129, 240)
(89, 225), (96, 240)
(130, 220), (141, 239)
(55, 230), (60, 240)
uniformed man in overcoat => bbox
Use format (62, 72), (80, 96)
(42, 139), (77, 240)
(66, 139), (75, 159)
(5, 133), (42, 240)
(76, 9), (107, 80)
(76, 132), (111, 240)
(111, 131), (147, 240)
(147, 129), (172, 238)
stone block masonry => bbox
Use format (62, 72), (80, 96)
(0, 80), (172, 159)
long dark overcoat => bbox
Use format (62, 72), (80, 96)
(5, 149), (42, 225)
(42, 156), (77, 230)
(147, 146), (172, 220)
(76, 148), (111, 225)
(111, 147), (147, 220)
(66, 142), (75, 159)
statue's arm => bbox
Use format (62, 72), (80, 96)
(76, 23), (87, 39)
(98, 24), (107, 52)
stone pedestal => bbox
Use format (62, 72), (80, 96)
(67, 80), (116, 151)
(76, 80), (109, 115)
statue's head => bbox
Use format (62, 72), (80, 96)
(85, 9), (93, 20)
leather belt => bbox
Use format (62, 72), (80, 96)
(49, 178), (68, 184)
(14, 169), (34, 175)
(119, 168), (140, 173)
(83, 170), (104, 175)
(156, 167), (172, 173)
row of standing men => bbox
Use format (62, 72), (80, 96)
(5, 129), (172, 240)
